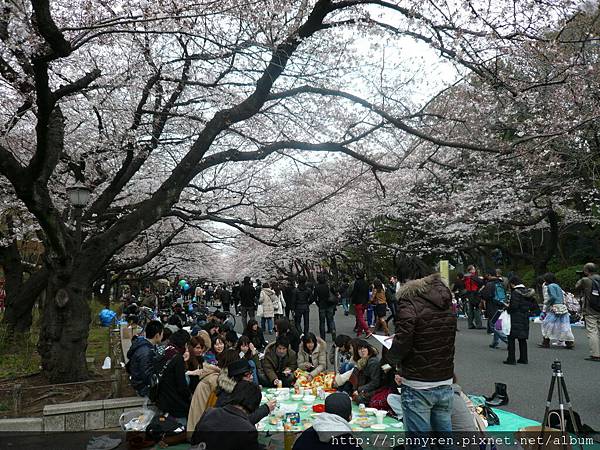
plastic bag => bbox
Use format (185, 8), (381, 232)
(119, 398), (155, 431)
(500, 311), (511, 336)
(99, 308), (117, 327)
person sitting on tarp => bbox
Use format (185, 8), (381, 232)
(293, 392), (363, 450)
(126, 320), (163, 397)
(260, 335), (297, 387)
(190, 381), (264, 450)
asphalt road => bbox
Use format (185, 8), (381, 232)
(246, 304), (600, 431)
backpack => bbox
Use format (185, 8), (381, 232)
(589, 278), (600, 313)
(147, 355), (174, 403)
(493, 282), (507, 304)
(145, 414), (186, 443)
(464, 276), (480, 292)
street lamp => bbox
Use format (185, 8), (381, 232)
(67, 182), (92, 249)
(67, 182), (92, 208)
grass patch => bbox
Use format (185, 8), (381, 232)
(0, 299), (113, 380)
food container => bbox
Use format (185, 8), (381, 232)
(302, 395), (316, 404)
(285, 412), (301, 425)
(291, 394), (303, 401)
(312, 404), (325, 413)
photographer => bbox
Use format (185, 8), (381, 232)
(575, 263), (600, 362)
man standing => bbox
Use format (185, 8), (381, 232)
(126, 320), (163, 397)
(350, 272), (370, 338)
(314, 275), (337, 341)
(294, 276), (312, 335)
(387, 273), (456, 449)
(239, 276), (256, 329)
(575, 263), (600, 362)
(464, 265), (484, 329)
(282, 279), (297, 320)
(481, 270), (507, 334)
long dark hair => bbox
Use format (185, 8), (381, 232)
(302, 332), (318, 354)
(373, 279), (384, 293)
(353, 339), (376, 361)
(236, 335), (253, 360)
(245, 319), (260, 335)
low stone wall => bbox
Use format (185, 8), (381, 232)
(0, 397), (151, 432)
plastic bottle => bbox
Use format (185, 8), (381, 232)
(359, 403), (366, 417)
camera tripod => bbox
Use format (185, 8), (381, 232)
(540, 360), (583, 450)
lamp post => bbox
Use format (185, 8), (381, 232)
(67, 182), (92, 250)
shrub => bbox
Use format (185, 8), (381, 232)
(554, 265), (585, 293)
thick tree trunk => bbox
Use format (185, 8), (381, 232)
(37, 273), (91, 383)
(0, 242), (48, 335)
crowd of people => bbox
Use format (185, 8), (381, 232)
(121, 261), (600, 449)
(451, 263), (600, 364)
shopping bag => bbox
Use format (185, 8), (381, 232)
(500, 311), (511, 335)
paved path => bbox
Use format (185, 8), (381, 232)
(235, 305), (600, 430)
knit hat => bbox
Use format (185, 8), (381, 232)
(325, 392), (352, 421)
(227, 359), (252, 378)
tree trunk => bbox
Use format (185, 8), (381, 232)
(37, 273), (91, 383)
(0, 242), (48, 335)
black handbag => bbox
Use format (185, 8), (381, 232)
(145, 414), (186, 443)
(476, 405), (500, 426)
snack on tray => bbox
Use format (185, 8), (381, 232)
(293, 370), (335, 389)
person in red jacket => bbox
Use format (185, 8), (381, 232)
(464, 265), (484, 329)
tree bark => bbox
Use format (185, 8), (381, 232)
(37, 270), (91, 383)
(0, 241), (48, 335)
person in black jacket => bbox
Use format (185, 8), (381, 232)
(127, 320), (163, 396)
(504, 276), (536, 365)
(338, 340), (381, 405)
(350, 272), (370, 338)
(294, 276), (313, 335)
(157, 330), (191, 424)
(215, 359), (275, 423)
(242, 319), (268, 351)
(275, 317), (301, 353)
(314, 275), (337, 341)
(191, 381), (264, 450)
(282, 279), (297, 320)
(239, 276), (256, 329)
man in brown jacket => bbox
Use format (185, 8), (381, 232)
(260, 335), (298, 387)
(387, 273), (457, 450)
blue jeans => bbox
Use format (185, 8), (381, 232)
(401, 385), (453, 450)
(367, 304), (374, 327)
(261, 316), (273, 334)
(339, 361), (355, 374)
(318, 307), (336, 340)
(491, 330), (508, 348)
(248, 359), (259, 384)
(341, 297), (349, 313)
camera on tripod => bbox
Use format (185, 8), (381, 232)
(551, 359), (561, 372)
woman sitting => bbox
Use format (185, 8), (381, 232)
(329, 334), (355, 374)
(186, 349), (237, 432)
(242, 319), (268, 351)
(297, 332), (327, 379)
(338, 340), (381, 404)
(204, 336), (226, 365)
(236, 336), (259, 384)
